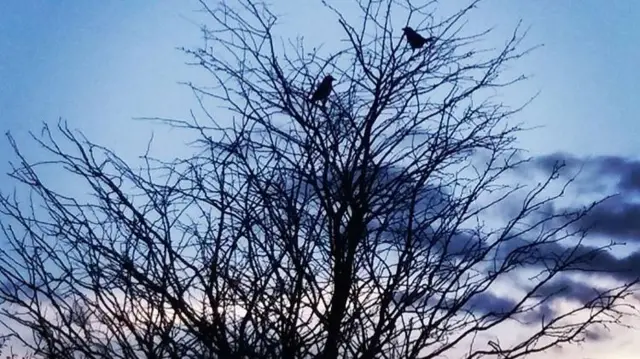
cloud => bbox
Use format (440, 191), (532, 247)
(488, 235), (640, 304)
(573, 196), (640, 241)
(515, 152), (640, 280)
(507, 238), (640, 283)
(532, 276), (603, 305)
(532, 152), (640, 194)
(313, 153), (640, 333)
(521, 302), (554, 324)
(574, 248), (640, 282)
(464, 291), (516, 318)
(392, 285), (560, 326)
(392, 288), (518, 319)
(384, 152), (640, 323)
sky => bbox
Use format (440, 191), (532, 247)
(1, 0), (639, 357)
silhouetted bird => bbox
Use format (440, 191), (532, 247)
(402, 27), (432, 50)
(310, 75), (335, 106)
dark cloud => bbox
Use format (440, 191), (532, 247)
(532, 152), (640, 194)
(526, 277), (614, 342)
(393, 288), (558, 324)
(393, 289), (518, 319)
(529, 154), (640, 243)
(532, 276), (603, 305)
(573, 196), (640, 241)
(388, 150), (640, 318)
(490, 235), (640, 291)
(327, 153), (640, 325)
(521, 302), (554, 324)
(390, 240), (640, 328)
(438, 230), (487, 257)
(464, 292), (516, 318)
(381, 152), (640, 337)
(345, 164), (493, 260)
(0, 278), (48, 308)
(580, 248), (640, 282)
(583, 326), (611, 342)
(533, 241), (640, 282)
(523, 153), (640, 277)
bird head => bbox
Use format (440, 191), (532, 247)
(402, 27), (413, 34)
(325, 75), (335, 82)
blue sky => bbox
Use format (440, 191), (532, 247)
(0, 1), (202, 166)
(2, 1), (639, 162)
(1, 1), (640, 357)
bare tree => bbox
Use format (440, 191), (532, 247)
(0, 0), (637, 358)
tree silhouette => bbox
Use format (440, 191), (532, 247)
(0, 0), (637, 358)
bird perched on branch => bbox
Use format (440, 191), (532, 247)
(402, 26), (433, 50)
(310, 75), (335, 106)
